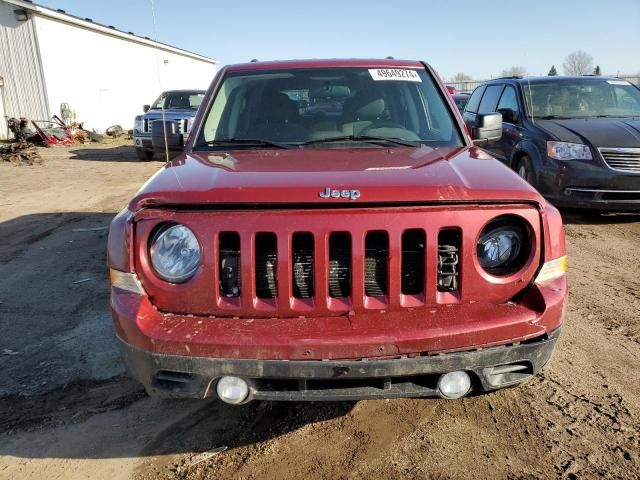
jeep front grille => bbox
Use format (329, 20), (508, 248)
(599, 147), (640, 173)
(216, 227), (462, 305)
(136, 205), (542, 316)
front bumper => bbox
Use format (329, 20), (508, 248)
(539, 157), (640, 210)
(552, 187), (640, 211)
(111, 266), (566, 402)
(118, 328), (560, 402)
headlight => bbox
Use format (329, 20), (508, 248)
(150, 224), (201, 283)
(134, 117), (144, 131)
(547, 141), (592, 161)
(477, 216), (531, 276)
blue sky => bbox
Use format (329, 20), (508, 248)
(38, 0), (640, 80)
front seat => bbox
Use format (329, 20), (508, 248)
(244, 90), (307, 142)
(340, 88), (386, 136)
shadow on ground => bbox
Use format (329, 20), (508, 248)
(0, 212), (122, 398)
(0, 211), (355, 462)
(0, 378), (355, 460)
(68, 144), (167, 163)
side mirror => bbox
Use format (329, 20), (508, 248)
(470, 113), (502, 144)
(151, 120), (184, 152)
(497, 108), (518, 124)
(142, 104), (151, 113)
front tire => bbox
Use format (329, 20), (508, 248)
(516, 156), (535, 187)
(135, 148), (154, 161)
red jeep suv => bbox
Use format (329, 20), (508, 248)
(109, 59), (567, 404)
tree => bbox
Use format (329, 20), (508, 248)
(500, 66), (528, 77)
(593, 65), (601, 76)
(450, 72), (472, 83)
(563, 50), (594, 75)
(548, 65), (558, 76)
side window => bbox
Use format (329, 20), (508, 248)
(464, 85), (485, 114)
(478, 85), (504, 114)
(497, 86), (519, 113)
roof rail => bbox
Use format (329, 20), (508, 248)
(494, 76), (522, 80)
(250, 59), (259, 63)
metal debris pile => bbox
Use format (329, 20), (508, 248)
(6, 115), (104, 148)
(0, 142), (42, 165)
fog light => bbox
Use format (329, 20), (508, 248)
(216, 376), (249, 404)
(437, 371), (471, 399)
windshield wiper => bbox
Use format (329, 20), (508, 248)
(536, 115), (572, 120)
(299, 135), (419, 147)
(594, 114), (640, 118)
(196, 138), (293, 149)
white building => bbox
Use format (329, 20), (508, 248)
(0, 0), (216, 140)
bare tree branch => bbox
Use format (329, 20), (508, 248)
(500, 66), (528, 77)
(450, 72), (472, 83)
(563, 51), (594, 75)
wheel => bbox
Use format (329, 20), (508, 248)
(135, 148), (154, 161)
(516, 156), (535, 186)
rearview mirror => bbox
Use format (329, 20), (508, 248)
(143, 104), (150, 113)
(470, 113), (502, 144)
(497, 108), (518, 124)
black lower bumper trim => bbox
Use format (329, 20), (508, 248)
(118, 329), (560, 402)
(550, 188), (640, 211)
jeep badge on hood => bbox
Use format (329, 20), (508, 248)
(319, 187), (361, 200)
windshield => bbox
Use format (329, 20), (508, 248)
(151, 91), (204, 110)
(196, 67), (464, 148)
(523, 79), (640, 118)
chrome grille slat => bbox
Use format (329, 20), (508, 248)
(599, 147), (640, 173)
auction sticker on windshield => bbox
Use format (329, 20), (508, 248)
(369, 68), (422, 82)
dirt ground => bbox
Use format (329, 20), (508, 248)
(0, 142), (639, 480)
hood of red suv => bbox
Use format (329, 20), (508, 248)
(128, 145), (543, 210)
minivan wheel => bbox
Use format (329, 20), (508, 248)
(516, 156), (535, 186)
(135, 148), (154, 161)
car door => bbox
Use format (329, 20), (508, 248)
(475, 84), (505, 160)
(494, 85), (523, 165)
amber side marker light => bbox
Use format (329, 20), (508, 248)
(534, 256), (567, 285)
(109, 269), (145, 295)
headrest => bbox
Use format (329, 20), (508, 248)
(342, 89), (385, 122)
(257, 90), (297, 121)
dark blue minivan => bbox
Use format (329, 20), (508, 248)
(464, 76), (640, 210)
